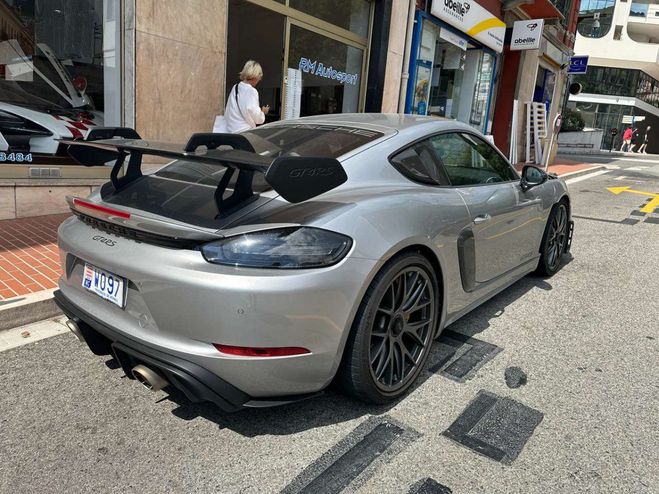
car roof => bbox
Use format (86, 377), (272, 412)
(266, 113), (476, 135)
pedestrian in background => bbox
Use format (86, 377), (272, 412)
(620, 126), (633, 152)
(222, 60), (270, 133)
(634, 125), (651, 153)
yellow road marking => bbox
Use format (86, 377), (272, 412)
(640, 196), (659, 214)
(607, 186), (659, 213)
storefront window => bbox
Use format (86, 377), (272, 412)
(571, 66), (659, 107)
(289, 0), (371, 37)
(287, 24), (363, 117)
(0, 0), (121, 164)
(577, 0), (616, 38)
(410, 19), (495, 133)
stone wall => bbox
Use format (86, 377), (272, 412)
(134, 0), (228, 143)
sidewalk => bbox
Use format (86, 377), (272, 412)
(0, 213), (69, 300)
(515, 159), (604, 178)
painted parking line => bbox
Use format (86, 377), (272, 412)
(565, 169), (609, 184)
(442, 390), (544, 465)
(430, 330), (502, 382)
(0, 317), (69, 352)
(281, 416), (420, 494)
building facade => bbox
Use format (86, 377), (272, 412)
(0, 0), (411, 219)
(568, 0), (659, 153)
(490, 0), (580, 162)
(404, 0), (505, 135)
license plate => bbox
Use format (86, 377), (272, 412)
(82, 263), (126, 308)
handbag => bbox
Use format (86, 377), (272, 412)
(212, 84), (246, 133)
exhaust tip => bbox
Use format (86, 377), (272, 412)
(65, 319), (85, 342)
(131, 364), (168, 392)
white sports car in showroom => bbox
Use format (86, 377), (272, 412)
(0, 40), (102, 156)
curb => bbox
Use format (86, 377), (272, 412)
(0, 289), (62, 331)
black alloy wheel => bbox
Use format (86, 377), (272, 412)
(339, 253), (439, 404)
(369, 267), (435, 392)
(537, 202), (568, 276)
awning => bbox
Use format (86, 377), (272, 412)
(519, 0), (564, 21)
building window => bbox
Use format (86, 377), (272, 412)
(288, 0), (371, 37)
(613, 25), (623, 39)
(409, 18), (496, 134)
(0, 0), (121, 165)
(577, 0), (616, 38)
(572, 65), (659, 108)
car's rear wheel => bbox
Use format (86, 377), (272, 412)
(536, 201), (569, 276)
(339, 252), (439, 404)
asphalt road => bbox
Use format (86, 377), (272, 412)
(1, 158), (658, 494)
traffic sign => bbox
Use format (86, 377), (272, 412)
(568, 55), (589, 74)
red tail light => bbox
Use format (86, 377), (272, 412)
(72, 198), (131, 219)
(213, 344), (310, 357)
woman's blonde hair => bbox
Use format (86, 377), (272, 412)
(239, 60), (263, 81)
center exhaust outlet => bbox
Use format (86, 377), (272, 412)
(131, 365), (168, 391)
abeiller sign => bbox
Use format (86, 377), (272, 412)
(510, 19), (544, 51)
(431, 0), (505, 53)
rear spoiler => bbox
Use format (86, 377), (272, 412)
(61, 127), (347, 216)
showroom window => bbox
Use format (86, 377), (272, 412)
(0, 0), (121, 164)
(410, 19), (496, 134)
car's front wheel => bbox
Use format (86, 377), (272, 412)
(339, 252), (439, 404)
(536, 201), (569, 276)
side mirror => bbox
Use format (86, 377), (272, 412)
(520, 165), (548, 192)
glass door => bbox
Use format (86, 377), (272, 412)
(283, 20), (365, 118)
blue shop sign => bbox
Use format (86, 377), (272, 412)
(568, 56), (589, 74)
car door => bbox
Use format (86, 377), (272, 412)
(427, 132), (541, 285)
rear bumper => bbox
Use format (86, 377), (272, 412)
(54, 290), (320, 412)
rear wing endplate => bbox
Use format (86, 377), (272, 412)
(61, 128), (347, 215)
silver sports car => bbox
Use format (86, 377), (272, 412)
(54, 114), (572, 411)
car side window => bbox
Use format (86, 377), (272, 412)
(427, 133), (517, 186)
(389, 141), (450, 185)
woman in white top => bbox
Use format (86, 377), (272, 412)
(224, 60), (270, 133)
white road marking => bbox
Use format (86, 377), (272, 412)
(565, 170), (610, 184)
(0, 317), (69, 352)
(615, 176), (627, 181)
(627, 167), (643, 171)
(606, 164), (621, 170)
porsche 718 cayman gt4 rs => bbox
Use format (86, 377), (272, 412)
(54, 114), (572, 411)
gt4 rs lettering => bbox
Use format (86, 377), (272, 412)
(92, 235), (116, 247)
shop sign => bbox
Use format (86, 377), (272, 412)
(298, 58), (359, 86)
(510, 19), (544, 51)
(430, 0), (505, 53)
(439, 27), (468, 50)
(568, 55), (589, 74)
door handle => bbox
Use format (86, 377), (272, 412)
(473, 214), (491, 224)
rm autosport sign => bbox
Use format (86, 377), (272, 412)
(431, 0), (505, 53)
(510, 19), (544, 51)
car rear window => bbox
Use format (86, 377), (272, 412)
(100, 124), (382, 227)
(241, 124), (384, 158)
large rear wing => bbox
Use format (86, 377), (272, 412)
(61, 127), (347, 216)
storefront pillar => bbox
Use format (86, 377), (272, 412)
(133, 0), (228, 142)
(492, 48), (521, 156)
